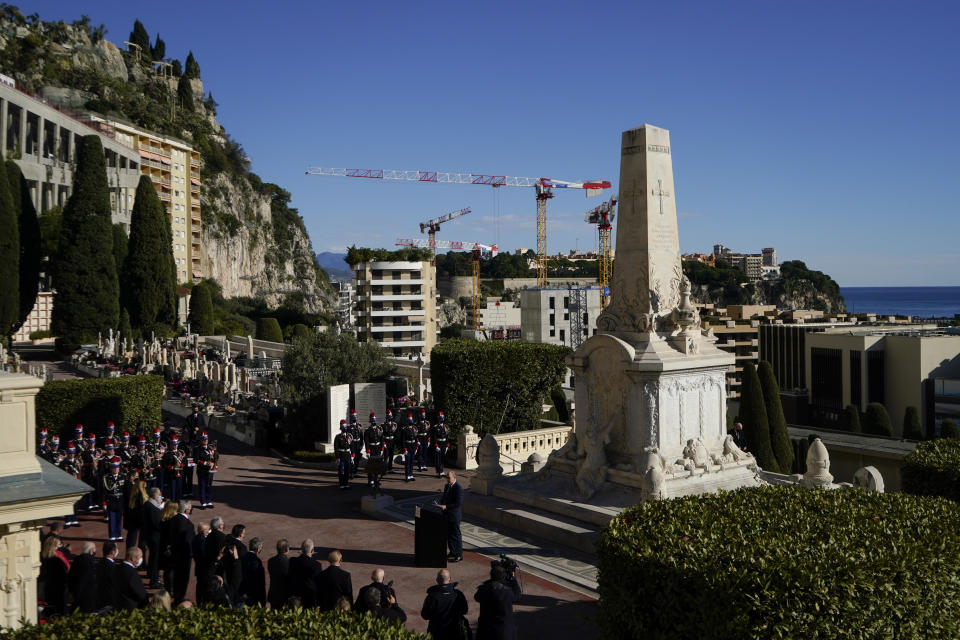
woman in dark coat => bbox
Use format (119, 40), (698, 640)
(124, 478), (148, 551)
(38, 535), (71, 617)
(158, 500), (179, 593)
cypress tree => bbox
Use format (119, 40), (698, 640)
(187, 282), (214, 336)
(842, 405), (862, 434)
(177, 75), (194, 112)
(758, 361), (793, 473)
(902, 406), (923, 440)
(7, 161), (40, 336)
(171, 59), (183, 77)
(119, 306), (133, 342)
(184, 51), (200, 79)
(151, 34), (165, 60)
(121, 176), (177, 336)
(0, 160), (19, 339)
(739, 361), (778, 472)
(112, 223), (128, 279)
(942, 419), (960, 439)
(51, 135), (119, 348)
(129, 20), (150, 58)
(864, 403), (893, 437)
(256, 317), (283, 343)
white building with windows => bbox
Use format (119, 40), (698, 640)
(352, 260), (438, 358)
(519, 288), (603, 348)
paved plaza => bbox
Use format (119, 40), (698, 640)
(57, 429), (598, 637)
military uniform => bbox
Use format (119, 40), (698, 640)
(415, 412), (431, 471)
(429, 412), (450, 477)
(101, 458), (126, 541)
(382, 411), (398, 473)
(194, 433), (218, 508)
(59, 444), (82, 526)
(401, 418), (419, 482)
(163, 438), (185, 501)
(334, 420), (354, 489)
(80, 433), (101, 511)
(348, 411), (363, 477)
(364, 414), (385, 488)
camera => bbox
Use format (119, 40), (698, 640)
(491, 553), (518, 576)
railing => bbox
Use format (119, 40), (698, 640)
(457, 422), (573, 471)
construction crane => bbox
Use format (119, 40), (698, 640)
(306, 166), (611, 289)
(419, 206), (471, 263)
(584, 196), (617, 308)
(396, 238), (498, 330)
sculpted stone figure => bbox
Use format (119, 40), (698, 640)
(721, 434), (750, 462)
(680, 437), (712, 473)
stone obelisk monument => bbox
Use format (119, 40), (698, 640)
(557, 124), (760, 499)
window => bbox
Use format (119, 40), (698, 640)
(563, 296), (569, 309)
(868, 350), (885, 405)
(811, 347), (843, 411)
(549, 329), (555, 337)
(850, 351), (862, 409)
(559, 329), (566, 343)
(549, 314), (555, 326)
(549, 297), (555, 310)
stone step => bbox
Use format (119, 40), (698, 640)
(463, 491), (602, 556)
(492, 481), (621, 528)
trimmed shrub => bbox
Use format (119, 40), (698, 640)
(36, 376), (164, 437)
(291, 323), (312, 340)
(28, 330), (51, 340)
(550, 386), (570, 423)
(902, 406), (923, 440)
(902, 438), (960, 503)
(597, 486), (960, 639)
(431, 339), (570, 435)
(7, 606), (425, 639)
(942, 419), (960, 440)
(758, 361), (793, 473)
(738, 362), (778, 472)
(187, 281), (215, 335)
(842, 404), (862, 433)
(791, 437), (809, 474)
(864, 402), (893, 437)
(256, 317), (283, 343)
(292, 451), (336, 463)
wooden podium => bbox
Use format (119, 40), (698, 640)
(414, 504), (448, 568)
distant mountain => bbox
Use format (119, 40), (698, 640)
(317, 252), (352, 278)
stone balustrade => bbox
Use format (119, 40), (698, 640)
(457, 421), (572, 473)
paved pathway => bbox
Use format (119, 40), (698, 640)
(59, 431), (598, 638)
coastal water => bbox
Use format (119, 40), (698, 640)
(840, 286), (960, 318)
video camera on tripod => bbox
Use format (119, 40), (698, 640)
(491, 553), (519, 577)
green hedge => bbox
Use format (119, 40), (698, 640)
(902, 438), (960, 502)
(292, 451), (336, 463)
(431, 339), (570, 435)
(8, 606), (425, 639)
(36, 375), (164, 437)
(597, 486), (960, 639)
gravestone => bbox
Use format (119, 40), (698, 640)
(321, 384), (351, 452)
(353, 382), (386, 426)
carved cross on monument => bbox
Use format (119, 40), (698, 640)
(653, 179), (671, 215)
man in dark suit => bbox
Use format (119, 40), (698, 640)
(266, 538), (290, 609)
(317, 549), (353, 611)
(114, 547), (150, 610)
(170, 500), (195, 603)
(142, 487), (164, 588)
(438, 471), (464, 562)
(287, 539), (322, 607)
(96, 540), (120, 611)
(192, 522), (209, 603)
(67, 541), (99, 613)
(239, 536), (266, 606)
(203, 516), (227, 575)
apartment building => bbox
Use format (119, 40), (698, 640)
(519, 288), (602, 348)
(85, 116), (203, 284)
(352, 260), (438, 358)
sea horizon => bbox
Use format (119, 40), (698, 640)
(839, 286), (960, 318)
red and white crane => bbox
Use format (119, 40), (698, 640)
(584, 196), (617, 308)
(418, 207), (471, 262)
(306, 166), (611, 288)
(395, 238), (498, 330)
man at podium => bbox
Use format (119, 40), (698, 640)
(437, 471), (463, 562)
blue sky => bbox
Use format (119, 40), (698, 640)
(36, 0), (960, 285)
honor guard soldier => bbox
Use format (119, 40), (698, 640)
(44, 434), (61, 465)
(59, 442), (82, 527)
(132, 435), (154, 485)
(415, 409), (431, 471)
(401, 414), (419, 482)
(118, 431), (133, 464)
(364, 413), (385, 487)
(382, 409), (398, 473)
(183, 444), (196, 499)
(194, 432), (218, 508)
(38, 428), (50, 460)
(101, 456), (126, 541)
(429, 411), (450, 477)
(102, 421), (116, 448)
(98, 439), (117, 518)
(81, 432), (101, 511)
(334, 420), (354, 490)
(163, 435), (185, 501)
(348, 410), (363, 478)
(71, 424), (85, 452)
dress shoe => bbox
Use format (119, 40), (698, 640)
(449, 556), (462, 563)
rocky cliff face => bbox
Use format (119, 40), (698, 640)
(690, 280), (846, 314)
(0, 12), (334, 314)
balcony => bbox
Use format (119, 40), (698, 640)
(377, 340), (426, 348)
(370, 294), (422, 302)
(370, 309), (425, 317)
(369, 324), (426, 332)
(369, 278), (424, 286)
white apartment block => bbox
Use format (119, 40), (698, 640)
(520, 288), (603, 348)
(12, 291), (53, 342)
(352, 260), (438, 358)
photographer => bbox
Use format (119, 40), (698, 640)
(474, 560), (522, 640)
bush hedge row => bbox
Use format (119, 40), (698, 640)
(8, 606), (425, 639)
(35, 375), (164, 437)
(597, 486), (960, 639)
(431, 339), (570, 435)
(902, 438), (960, 503)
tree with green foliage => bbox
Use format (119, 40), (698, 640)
(39, 206), (62, 258)
(864, 402), (893, 437)
(842, 404), (862, 433)
(758, 361), (793, 473)
(291, 323), (311, 340)
(903, 406), (923, 440)
(51, 136), (119, 347)
(151, 33), (165, 60)
(0, 160), (18, 340)
(112, 223), (128, 279)
(942, 419), (960, 440)
(128, 20), (150, 58)
(256, 317), (283, 343)
(171, 59), (182, 77)
(184, 51), (200, 79)
(739, 362), (778, 472)
(118, 306), (132, 341)
(186, 282), (214, 336)
(8, 162), (40, 336)
(120, 176), (177, 336)
(177, 74), (193, 111)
